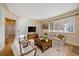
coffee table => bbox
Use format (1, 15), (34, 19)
(34, 38), (52, 53)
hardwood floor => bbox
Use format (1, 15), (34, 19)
(65, 44), (79, 56)
(0, 38), (14, 56)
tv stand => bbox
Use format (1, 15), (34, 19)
(27, 33), (38, 40)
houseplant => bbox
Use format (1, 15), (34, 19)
(43, 33), (48, 42)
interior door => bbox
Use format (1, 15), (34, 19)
(5, 17), (16, 40)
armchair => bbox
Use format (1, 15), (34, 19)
(11, 38), (37, 56)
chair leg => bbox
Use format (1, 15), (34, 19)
(34, 48), (37, 56)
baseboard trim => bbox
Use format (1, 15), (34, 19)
(66, 42), (79, 47)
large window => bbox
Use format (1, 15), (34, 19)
(49, 17), (74, 33)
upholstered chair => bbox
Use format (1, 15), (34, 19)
(11, 37), (37, 56)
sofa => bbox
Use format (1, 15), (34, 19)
(49, 34), (65, 48)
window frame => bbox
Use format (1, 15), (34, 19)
(48, 17), (75, 33)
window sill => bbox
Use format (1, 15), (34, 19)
(49, 31), (76, 34)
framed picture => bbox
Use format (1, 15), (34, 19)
(42, 23), (48, 29)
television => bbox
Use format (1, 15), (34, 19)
(28, 26), (36, 32)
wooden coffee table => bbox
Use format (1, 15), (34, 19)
(34, 38), (52, 53)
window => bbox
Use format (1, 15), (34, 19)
(49, 17), (74, 33)
(65, 17), (74, 32)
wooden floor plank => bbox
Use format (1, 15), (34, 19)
(0, 38), (14, 56)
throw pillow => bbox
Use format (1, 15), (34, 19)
(58, 34), (64, 40)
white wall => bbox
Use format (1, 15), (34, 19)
(0, 4), (11, 51)
(0, 10), (4, 51)
(73, 15), (79, 46)
(16, 17), (42, 37)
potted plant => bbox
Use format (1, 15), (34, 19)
(43, 33), (48, 42)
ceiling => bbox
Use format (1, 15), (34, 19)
(6, 3), (79, 20)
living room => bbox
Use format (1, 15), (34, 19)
(0, 3), (79, 56)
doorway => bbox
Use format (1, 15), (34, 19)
(0, 17), (16, 56)
(5, 17), (16, 44)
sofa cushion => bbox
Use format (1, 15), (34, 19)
(22, 46), (34, 54)
(58, 34), (64, 40)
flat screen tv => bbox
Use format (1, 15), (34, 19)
(28, 26), (36, 32)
